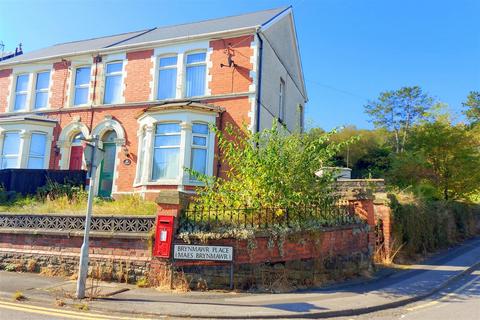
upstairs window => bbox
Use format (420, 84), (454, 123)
(152, 123), (181, 180)
(104, 62), (123, 104)
(279, 78), (286, 123)
(14, 74), (29, 111)
(33, 71), (50, 109)
(190, 123), (208, 178)
(185, 52), (206, 97)
(27, 133), (47, 169)
(157, 56), (177, 100)
(74, 67), (91, 106)
(1, 132), (20, 168)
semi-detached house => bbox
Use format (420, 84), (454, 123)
(0, 6), (307, 199)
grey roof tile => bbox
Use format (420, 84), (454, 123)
(1, 7), (286, 66)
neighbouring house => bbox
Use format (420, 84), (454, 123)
(0, 6), (307, 199)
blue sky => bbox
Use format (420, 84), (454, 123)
(1, 0), (479, 130)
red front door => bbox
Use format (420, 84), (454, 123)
(69, 146), (83, 170)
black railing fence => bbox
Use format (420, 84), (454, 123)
(179, 203), (359, 233)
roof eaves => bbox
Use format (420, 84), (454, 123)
(0, 26), (258, 68)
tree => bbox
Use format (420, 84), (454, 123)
(365, 86), (434, 153)
(323, 126), (392, 178)
(389, 121), (480, 200)
(463, 91), (480, 125)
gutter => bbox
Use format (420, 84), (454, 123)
(255, 31), (263, 134)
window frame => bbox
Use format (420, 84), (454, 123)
(33, 70), (51, 110)
(103, 61), (124, 105)
(190, 122), (209, 181)
(27, 132), (47, 169)
(151, 122), (182, 181)
(13, 74), (30, 111)
(184, 51), (207, 98)
(0, 131), (21, 169)
(156, 54), (178, 100)
(73, 65), (92, 106)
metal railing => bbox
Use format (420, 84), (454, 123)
(179, 203), (359, 233)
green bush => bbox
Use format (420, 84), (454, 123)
(36, 179), (87, 202)
(188, 122), (355, 209)
(390, 195), (480, 257)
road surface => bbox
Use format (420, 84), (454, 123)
(340, 266), (480, 320)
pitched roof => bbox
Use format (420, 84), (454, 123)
(1, 7), (287, 65)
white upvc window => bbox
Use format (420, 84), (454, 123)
(14, 74), (29, 111)
(279, 78), (286, 123)
(157, 56), (178, 100)
(74, 66), (91, 106)
(135, 110), (216, 187)
(104, 61), (123, 104)
(136, 129), (147, 183)
(185, 52), (207, 97)
(0, 132), (20, 168)
(190, 122), (208, 179)
(27, 132), (47, 169)
(152, 123), (181, 180)
(33, 71), (50, 109)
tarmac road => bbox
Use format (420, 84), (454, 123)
(339, 266), (480, 320)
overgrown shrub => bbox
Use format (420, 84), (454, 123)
(390, 195), (480, 258)
(37, 179), (87, 202)
(188, 122), (355, 209)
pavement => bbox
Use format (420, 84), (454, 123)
(0, 237), (480, 319)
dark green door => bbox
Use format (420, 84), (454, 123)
(98, 132), (117, 198)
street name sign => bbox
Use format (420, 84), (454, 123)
(173, 244), (233, 261)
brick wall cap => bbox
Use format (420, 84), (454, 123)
(155, 190), (192, 205)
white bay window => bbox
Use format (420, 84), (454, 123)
(152, 123), (181, 180)
(190, 123), (208, 177)
(1, 132), (20, 168)
(135, 106), (217, 188)
(0, 117), (55, 170)
(27, 133), (47, 169)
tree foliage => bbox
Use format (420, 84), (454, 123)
(389, 121), (480, 200)
(463, 91), (480, 125)
(188, 123), (355, 208)
(328, 126), (391, 178)
(365, 86), (434, 153)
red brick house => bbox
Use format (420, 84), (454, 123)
(0, 7), (307, 199)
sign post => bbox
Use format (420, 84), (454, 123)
(76, 135), (104, 299)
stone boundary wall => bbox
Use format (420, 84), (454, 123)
(150, 224), (374, 290)
(0, 231), (152, 282)
(0, 215), (154, 283)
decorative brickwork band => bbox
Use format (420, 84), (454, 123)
(0, 214), (155, 233)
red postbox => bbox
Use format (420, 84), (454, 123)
(153, 215), (175, 257)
